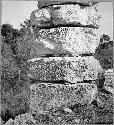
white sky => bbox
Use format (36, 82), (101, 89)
(1, 1), (113, 40)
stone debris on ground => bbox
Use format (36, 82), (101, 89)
(3, 113), (36, 125)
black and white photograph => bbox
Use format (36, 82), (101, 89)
(1, 0), (113, 124)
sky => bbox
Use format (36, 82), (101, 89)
(1, 1), (113, 40)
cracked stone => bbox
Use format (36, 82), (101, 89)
(28, 37), (73, 59)
(30, 4), (100, 28)
(38, 0), (98, 9)
(27, 57), (102, 82)
(29, 82), (97, 115)
(30, 27), (100, 56)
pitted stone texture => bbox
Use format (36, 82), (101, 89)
(27, 57), (102, 82)
(38, 0), (98, 9)
(4, 113), (36, 125)
(30, 4), (100, 28)
(33, 27), (99, 55)
(28, 37), (72, 59)
(30, 8), (51, 28)
(29, 82), (97, 114)
(0, 117), (4, 125)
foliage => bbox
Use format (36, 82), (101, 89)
(1, 21), (113, 124)
(100, 34), (110, 44)
(1, 24), (20, 44)
(1, 24), (20, 59)
(20, 19), (32, 37)
(1, 23), (31, 123)
(95, 39), (113, 70)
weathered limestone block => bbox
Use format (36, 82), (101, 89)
(38, 0), (98, 9)
(27, 57), (102, 82)
(33, 27), (99, 55)
(104, 69), (113, 93)
(30, 4), (100, 28)
(28, 37), (72, 59)
(29, 82), (97, 114)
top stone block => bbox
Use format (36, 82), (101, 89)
(38, 0), (98, 9)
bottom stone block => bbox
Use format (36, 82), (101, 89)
(29, 82), (97, 114)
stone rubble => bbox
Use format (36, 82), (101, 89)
(4, 113), (36, 125)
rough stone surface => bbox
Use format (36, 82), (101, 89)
(27, 57), (102, 82)
(32, 27), (100, 55)
(30, 4), (100, 28)
(4, 113), (36, 125)
(2, 1), (113, 125)
(29, 82), (97, 115)
(38, 0), (98, 9)
(28, 37), (73, 59)
(0, 117), (4, 125)
(4, 118), (14, 125)
(3, 90), (113, 125)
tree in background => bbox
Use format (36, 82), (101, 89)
(1, 24), (21, 79)
(17, 19), (34, 64)
(1, 23), (31, 123)
(1, 24), (20, 44)
(100, 34), (110, 44)
(20, 19), (32, 37)
(1, 21), (34, 84)
(1, 21), (113, 123)
(95, 34), (113, 70)
(1, 24), (20, 61)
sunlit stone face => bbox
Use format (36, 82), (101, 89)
(39, 37), (55, 49)
(52, 4), (100, 27)
(29, 82), (97, 114)
(30, 4), (101, 28)
(27, 56), (102, 82)
(30, 3), (101, 56)
(38, 27), (100, 55)
(27, 2), (105, 123)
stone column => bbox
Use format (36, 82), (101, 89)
(28, 0), (102, 123)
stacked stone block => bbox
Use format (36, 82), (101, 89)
(27, 57), (101, 82)
(28, 0), (103, 122)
